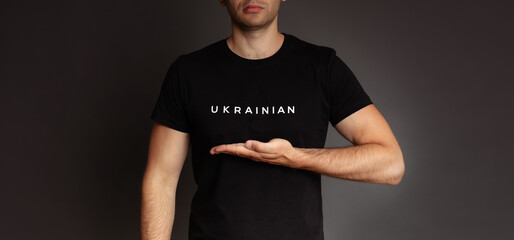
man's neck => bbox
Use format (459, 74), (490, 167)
(227, 24), (284, 60)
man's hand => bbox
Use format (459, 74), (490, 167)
(209, 138), (304, 169)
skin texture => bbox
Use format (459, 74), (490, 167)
(220, 0), (287, 60)
(141, 123), (190, 240)
(220, 0), (283, 31)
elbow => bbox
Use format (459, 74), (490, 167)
(386, 149), (405, 186)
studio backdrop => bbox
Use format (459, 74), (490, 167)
(1, 0), (513, 239)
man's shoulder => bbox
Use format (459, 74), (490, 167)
(173, 38), (225, 66)
(288, 33), (335, 52)
(286, 33), (337, 64)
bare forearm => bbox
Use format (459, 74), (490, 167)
(141, 174), (176, 240)
(294, 143), (404, 185)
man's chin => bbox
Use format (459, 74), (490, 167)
(232, 19), (273, 31)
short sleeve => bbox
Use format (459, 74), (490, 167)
(327, 49), (373, 127)
(150, 56), (190, 133)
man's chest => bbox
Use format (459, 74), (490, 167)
(184, 63), (330, 147)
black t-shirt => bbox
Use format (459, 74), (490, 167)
(150, 32), (373, 240)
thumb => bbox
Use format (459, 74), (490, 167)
(246, 140), (272, 153)
(245, 140), (255, 149)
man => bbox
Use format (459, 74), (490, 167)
(141, 0), (405, 239)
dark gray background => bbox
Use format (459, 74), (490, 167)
(1, 0), (513, 239)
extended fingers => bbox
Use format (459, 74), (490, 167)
(211, 143), (245, 155)
(211, 143), (266, 160)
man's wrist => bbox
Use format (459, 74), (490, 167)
(287, 147), (312, 170)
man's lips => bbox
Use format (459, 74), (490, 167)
(244, 4), (264, 13)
